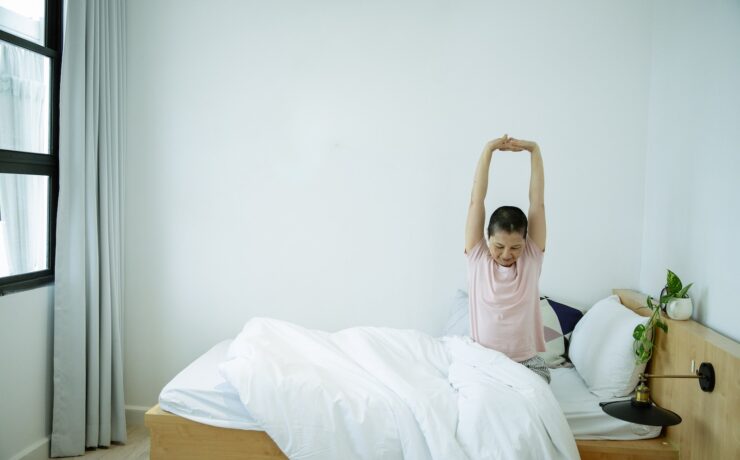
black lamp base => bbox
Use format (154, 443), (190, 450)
(698, 362), (715, 392)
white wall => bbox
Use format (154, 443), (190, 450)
(640, 0), (740, 342)
(0, 286), (53, 460)
(125, 0), (653, 407)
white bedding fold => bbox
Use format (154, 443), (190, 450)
(219, 318), (579, 460)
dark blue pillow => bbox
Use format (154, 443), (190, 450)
(542, 297), (584, 338)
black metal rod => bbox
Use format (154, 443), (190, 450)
(0, 149), (58, 165)
(0, 163), (53, 175)
(0, 270), (54, 295)
(0, 29), (58, 58)
(45, 0), (63, 276)
(0, 150), (57, 175)
(644, 374), (701, 379)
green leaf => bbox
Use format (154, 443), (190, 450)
(660, 295), (672, 305)
(656, 320), (668, 333)
(666, 269), (682, 296)
(676, 282), (693, 298)
(633, 324), (646, 340)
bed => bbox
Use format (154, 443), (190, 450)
(155, 340), (659, 441)
(146, 289), (740, 459)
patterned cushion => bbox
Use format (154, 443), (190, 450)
(538, 297), (585, 366)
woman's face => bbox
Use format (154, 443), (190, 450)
(488, 231), (525, 267)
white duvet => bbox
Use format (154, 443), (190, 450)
(219, 318), (579, 460)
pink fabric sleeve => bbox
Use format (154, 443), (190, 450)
(465, 238), (488, 260)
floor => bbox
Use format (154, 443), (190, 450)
(82, 424), (150, 459)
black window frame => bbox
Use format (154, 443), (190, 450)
(0, 0), (63, 295)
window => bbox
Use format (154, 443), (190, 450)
(0, 0), (62, 294)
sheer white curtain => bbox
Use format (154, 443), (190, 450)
(51, 0), (127, 456)
(0, 41), (49, 276)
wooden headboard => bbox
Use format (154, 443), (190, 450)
(613, 289), (740, 459)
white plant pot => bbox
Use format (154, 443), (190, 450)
(666, 298), (693, 320)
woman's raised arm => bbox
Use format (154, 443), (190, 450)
(465, 135), (510, 253)
(508, 138), (546, 252)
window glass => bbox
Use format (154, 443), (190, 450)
(0, 173), (49, 277)
(0, 39), (50, 154)
(0, 0), (45, 45)
(0, 0), (57, 292)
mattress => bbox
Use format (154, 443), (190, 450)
(159, 340), (660, 439)
(159, 340), (261, 430)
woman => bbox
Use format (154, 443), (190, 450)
(464, 134), (550, 383)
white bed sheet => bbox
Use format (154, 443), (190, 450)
(159, 340), (660, 440)
(159, 340), (261, 430)
(550, 367), (660, 439)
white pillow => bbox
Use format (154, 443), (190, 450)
(442, 289), (470, 336)
(568, 295), (648, 398)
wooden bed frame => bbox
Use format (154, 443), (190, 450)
(146, 289), (740, 459)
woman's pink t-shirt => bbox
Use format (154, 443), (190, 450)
(465, 236), (546, 362)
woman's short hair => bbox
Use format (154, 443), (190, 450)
(487, 206), (528, 239)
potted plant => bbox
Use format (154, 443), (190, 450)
(632, 269), (693, 364)
(633, 295), (668, 364)
(659, 269), (693, 320)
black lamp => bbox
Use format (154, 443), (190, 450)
(600, 362), (715, 426)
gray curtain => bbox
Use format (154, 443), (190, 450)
(51, 0), (127, 456)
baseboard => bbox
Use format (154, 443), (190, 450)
(8, 408), (147, 460)
(125, 405), (150, 427)
(9, 437), (49, 460)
